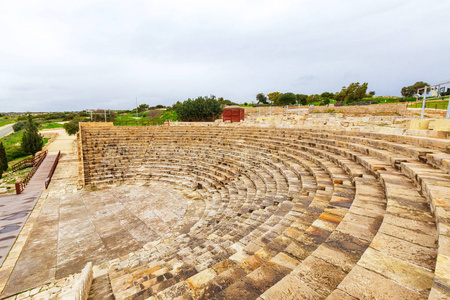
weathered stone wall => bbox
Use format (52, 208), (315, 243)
(244, 106), (305, 116)
(78, 122), (114, 187)
(308, 103), (407, 115)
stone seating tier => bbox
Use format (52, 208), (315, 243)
(56, 124), (449, 299)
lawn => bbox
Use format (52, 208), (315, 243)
(408, 100), (449, 110)
(0, 116), (18, 127)
(114, 110), (179, 126)
(0, 130), (50, 166)
(39, 122), (65, 129)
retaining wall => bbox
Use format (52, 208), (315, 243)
(308, 103), (407, 115)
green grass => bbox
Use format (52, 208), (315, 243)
(39, 122), (64, 129)
(114, 110), (179, 125)
(0, 116), (18, 127)
(115, 111), (147, 122)
(152, 110), (179, 122)
(1, 130), (50, 164)
(408, 100), (449, 110)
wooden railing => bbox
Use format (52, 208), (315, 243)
(10, 150), (47, 173)
(15, 150), (48, 194)
(45, 151), (61, 189)
(113, 119), (165, 126)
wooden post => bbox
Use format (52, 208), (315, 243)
(15, 182), (21, 194)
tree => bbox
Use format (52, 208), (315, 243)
(296, 94), (308, 105)
(21, 115), (43, 156)
(136, 104), (150, 111)
(335, 82), (368, 105)
(174, 95), (223, 121)
(0, 142), (7, 178)
(276, 93), (297, 105)
(63, 118), (80, 135)
(267, 92), (281, 104)
(320, 92), (334, 100)
(256, 93), (268, 104)
(401, 81), (429, 97)
(306, 94), (321, 104)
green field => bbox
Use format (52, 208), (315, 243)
(114, 110), (179, 125)
(0, 130), (49, 167)
(39, 122), (65, 129)
(408, 100), (449, 110)
(0, 116), (18, 127)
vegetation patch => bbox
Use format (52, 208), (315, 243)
(174, 96), (222, 122)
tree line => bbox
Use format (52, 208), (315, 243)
(256, 82), (374, 106)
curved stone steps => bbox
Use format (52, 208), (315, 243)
(275, 129), (449, 297)
(74, 125), (446, 299)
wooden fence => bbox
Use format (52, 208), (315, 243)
(15, 150), (48, 194)
(45, 151), (61, 189)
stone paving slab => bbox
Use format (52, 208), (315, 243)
(1, 181), (194, 297)
(0, 154), (57, 267)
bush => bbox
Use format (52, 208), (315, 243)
(175, 96), (222, 122)
(13, 121), (27, 132)
(319, 98), (330, 106)
(146, 110), (163, 120)
(63, 118), (80, 135)
(6, 146), (27, 161)
(63, 113), (77, 121)
(17, 115), (28, 121)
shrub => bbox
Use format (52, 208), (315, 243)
(63, 118), (80, 135)
(146, 110), (163, 120)
(63, 113), (76, 121)
(13, 121), (27, 132)
(6, 146), (27, 161)
(175, 96), (222, 122)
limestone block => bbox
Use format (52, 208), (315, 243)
(410, 119), (430, 130)
(434, 119), (450, 132)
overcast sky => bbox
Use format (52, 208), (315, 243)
(0, 0), (449, 112)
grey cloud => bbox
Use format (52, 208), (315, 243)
(0, 0), (449, 111)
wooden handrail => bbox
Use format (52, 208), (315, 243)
(10, 150), (47, 173)
(44, 151), (61, 189)
(15, 150), (48, 194)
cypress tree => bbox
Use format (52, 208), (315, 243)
(0, 142), (6, 178)
(21, 115), (43, 156)
(0, 142), (7, 172)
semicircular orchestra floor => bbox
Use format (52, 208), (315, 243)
(2, 182), (204, 295)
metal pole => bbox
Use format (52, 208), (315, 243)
(446, 101), (450, 119)
(420, 86), (427, 119)
(104, 110), (107, 122)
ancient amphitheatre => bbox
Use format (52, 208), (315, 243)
(1, 104), (450, 300)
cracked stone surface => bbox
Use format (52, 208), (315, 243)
(2, 182), (195, 297)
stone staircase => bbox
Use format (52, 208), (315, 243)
(7, 124), (449, 299)
(79, 125), (449, 299)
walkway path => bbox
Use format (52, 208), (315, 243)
(0, 125), (13, 139)
(0, 154), (58, 267)
(0, 129), (76, 297)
